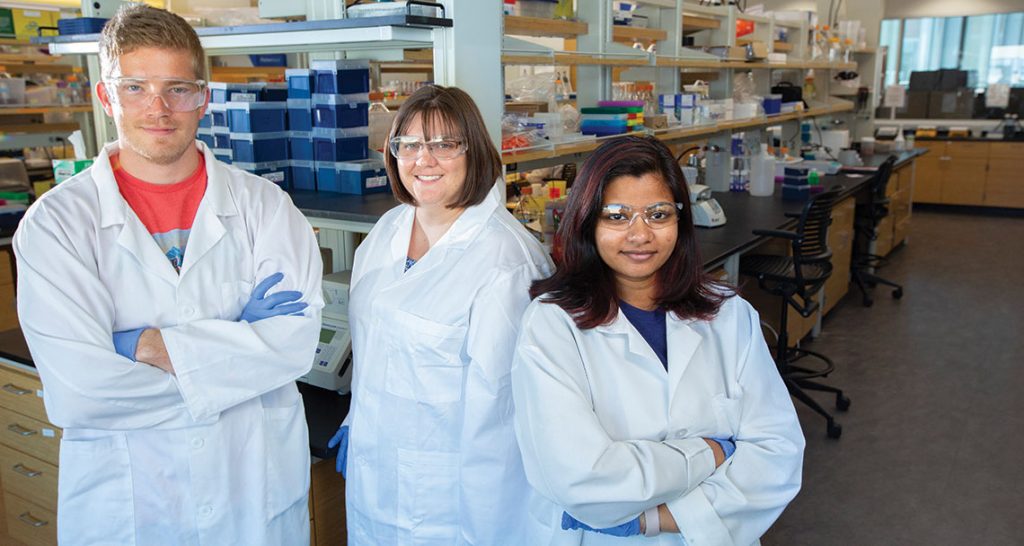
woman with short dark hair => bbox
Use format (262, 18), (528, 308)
(512, 135), (804, 545)
(329, 85), (553, 544)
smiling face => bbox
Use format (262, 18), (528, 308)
(97, 46), (207, 170)
(596, 172), (679, 302)
(394, 113), (468, 213)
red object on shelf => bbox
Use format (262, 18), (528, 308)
(736, 19), (755, 38)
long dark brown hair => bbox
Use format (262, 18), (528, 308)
(530, 135), (731, 329)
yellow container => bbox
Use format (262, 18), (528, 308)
(12, 8), (59, 39)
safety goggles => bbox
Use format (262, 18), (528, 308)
(104, 77), (208, 113)
(388, 136), (467, 161)
(598, 202), (684, 231)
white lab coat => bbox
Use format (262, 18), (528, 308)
(345, 189), (553, 545)
(511, 295), (804, 546)
(13, 142), (324, 546)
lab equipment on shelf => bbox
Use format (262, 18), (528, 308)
(301, 271), (354, 393)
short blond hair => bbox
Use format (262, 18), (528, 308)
(99, 4), (205, 80)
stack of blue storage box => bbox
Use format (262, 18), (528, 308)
(310, 60), (372, 191)
(197, 100), (232, 163)
(316, 158), (389, 195)
(286, 69), (316, 190)
(215, 83), (290, 190)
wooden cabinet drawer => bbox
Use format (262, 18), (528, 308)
(3, 491), (56, 546)
(0, 367), (49, 425)
(0, 249), (12, 286)
(0, 444), (58, 512)
(988, 142), (1022, 159)
(874, 215), (894, 256)
(0, 407), (61, 467)
(946, 141), (989, 159)
(912, 157), (942, 203)
(893, 217), (911, 247)
(311, 458), (345, 546)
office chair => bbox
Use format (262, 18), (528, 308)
(740, 187), (850, 439)
(851, 156), (904, 307)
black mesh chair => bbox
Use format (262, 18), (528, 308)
(851, 155), (904, 307)
(740, 187), (850, 439)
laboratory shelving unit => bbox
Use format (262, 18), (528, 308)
(501, 0), (858, 186)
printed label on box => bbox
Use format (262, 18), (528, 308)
(234, 93), (258, 103)
(366, 175), (387, 188)
(264, 171), (285, 183)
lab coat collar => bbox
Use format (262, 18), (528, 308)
(595, 309), (703, 395)
(386, 181), (502, 268)
(95, 141), (239, 285)
(95, 141), (238, 228)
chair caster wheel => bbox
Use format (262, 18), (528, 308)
(836, 395), (851, 411)
(892, 288), (903, 299)
(862, 297), (874, 307)
(827, 421), (842, 439)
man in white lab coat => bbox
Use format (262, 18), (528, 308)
(13, 5), (323, 545)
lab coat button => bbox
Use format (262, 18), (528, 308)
(199, 505), (212, 517)
(191, 437), (204, 449)
(182, 305), (195, 317)
(674, 429), (688, 439)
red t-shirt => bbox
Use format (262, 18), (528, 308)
(112, 153), (208, 272)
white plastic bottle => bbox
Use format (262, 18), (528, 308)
(749, 143), (776, 197)
(893, 125), (906, 151)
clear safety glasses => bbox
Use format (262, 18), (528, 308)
(104, 77), (208, 113)
(598, 202), (684, 231)
(388, 136), (467, 161)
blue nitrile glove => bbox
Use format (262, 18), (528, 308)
(561, 512), (641, 537)
(711, 437), (737, 459)
(327, 425), (349, 478)
(239, 272), (308, 322)
(112, 328), (146, 361)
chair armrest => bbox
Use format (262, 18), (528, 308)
(783, 212), (802, 219)
(752, 228), (800, 240)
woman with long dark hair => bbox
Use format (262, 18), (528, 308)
(512, 136), (804, 545)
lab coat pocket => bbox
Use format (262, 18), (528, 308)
(57, 434), (135, 546)
(262, 398), (311, 520)
(396, 448), (459, 542)
(385, 310), (468, 404)
(219, 280), (253, 320)
(712, 394), (743, 437)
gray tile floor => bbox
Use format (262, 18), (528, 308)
(762, 208), (1024, 545)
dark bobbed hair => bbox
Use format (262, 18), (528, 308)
(530, 135), (732, 329)
(384, 85), (500, 209)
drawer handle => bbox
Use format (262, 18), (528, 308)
(17, 511), (49, 528)
(2, 383), (32, 396)
(13, 463), (42, 478)
(7, 423), (37, 437)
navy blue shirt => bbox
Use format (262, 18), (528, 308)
(619, 300), (668, 370)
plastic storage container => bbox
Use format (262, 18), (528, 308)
(212, 126), (230, 149)
(286, 69), (314, 99)
(763, 93), (783, 115)
(289, 131), (314, 161)
(313, 127), (369, 163)
(234, 161), (290, 190)
(259, 83), (289, 102)
(227, 101), (288, 133)
(287, 99), (313, 132)
(315, 159), (389, 195)
(312, 93), (370, 128)
(346, 1), (443, 18)
(311, 60), (370, 95)
(196, 128), (215, 148)
(208, 103), (228, 127)
(212, 148), (233, 164)
(57, 17), (108, 35)
(514, 0), (558, 18)
(290, 160), (316, 191)
(229, 132), (289, 163)
(210, 82), (266, 104)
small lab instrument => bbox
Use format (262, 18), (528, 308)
(688, 183), (727, 228)
(300, 270), (353, 393)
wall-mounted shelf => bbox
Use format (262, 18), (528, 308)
(612, 25), (668, 43)
(0, 105), (92, 115)
(502, 101), (854, 168)
(503, 15), (587, 38)
(0, 63), (81, 74)
(682, 15), (721, 34)
(0, 122), (79, 134)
